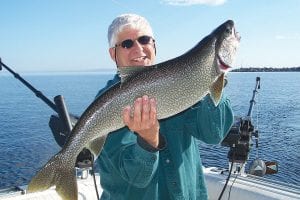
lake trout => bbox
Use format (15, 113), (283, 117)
(27, 20), (240, 200)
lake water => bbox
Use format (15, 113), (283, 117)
(0, 72), (299, 189)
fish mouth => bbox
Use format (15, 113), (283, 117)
(217, 54), (231, 71)
(216, 25), (240, 73)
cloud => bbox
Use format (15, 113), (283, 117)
(161, 0), (227, 6)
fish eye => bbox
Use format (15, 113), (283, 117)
(225, 26), (232, 35)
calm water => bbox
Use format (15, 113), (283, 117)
(0, 72), (299, 189)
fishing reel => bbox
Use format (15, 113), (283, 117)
(221, 116), (256, 163)
(221, 115), (260, 176)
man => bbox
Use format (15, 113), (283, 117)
(97, 13), (233, 200)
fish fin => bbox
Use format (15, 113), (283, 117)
(117, 65), (156, 83)
(56, 169), (77, 200)
(27, 152), (78, 200)
(209, 73), (225, 106)
(87, 135), (107, 158)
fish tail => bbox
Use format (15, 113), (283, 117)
(27, 152), (78, 200)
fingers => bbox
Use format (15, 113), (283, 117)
(133, 97), (142, 127)
(123, 95), (159, 147)
(122, 105), (131, 126)
(149, 98), (157, 126)
(122, 95), (157, 131)
(141, 96), (150, 124)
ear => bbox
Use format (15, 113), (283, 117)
(109, 48), (116, 61)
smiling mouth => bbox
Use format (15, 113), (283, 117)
(217, 55), (231, 70)
(132, 56), (147, 62)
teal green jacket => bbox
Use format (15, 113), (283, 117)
(97, 74), (234, 200)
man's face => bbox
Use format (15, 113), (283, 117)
(109, 28), (156, 67)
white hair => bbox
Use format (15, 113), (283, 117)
(107, 13), (154, 48)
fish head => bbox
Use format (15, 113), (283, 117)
(204, 20), (240, 106)
(213, 20), (241, 74)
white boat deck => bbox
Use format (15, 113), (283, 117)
(0, 173), (103, 200)
(204, 167), (300, 200)
(1, 168), (299, 200)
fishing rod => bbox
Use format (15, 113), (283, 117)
(219, 77), (278, 200)
(218, 77), (261, 200)
(221, 77), (261, 164)
(1, 58), (101, 198)
(0, 58), (94, 165)
(247, 77), (260, 118)
(0, 57), (58, 113)
(0, 58), (75, 135)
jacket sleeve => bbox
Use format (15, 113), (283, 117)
(100, 128), (159, 188)
(184, 94), (234, 144)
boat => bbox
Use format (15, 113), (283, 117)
(1, 167), (299, 200)
(0, 59), (299, 199)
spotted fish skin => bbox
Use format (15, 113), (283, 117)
(27, 20), (240, 200)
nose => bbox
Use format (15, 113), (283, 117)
(131, 40), (144, 51)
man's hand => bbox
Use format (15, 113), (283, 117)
(123, 95), (160, 148)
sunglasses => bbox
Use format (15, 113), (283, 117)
(115, 35), (154, 49)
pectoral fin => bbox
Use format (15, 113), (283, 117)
(87, 135), (107, 158)
(209, 73), (225, 106)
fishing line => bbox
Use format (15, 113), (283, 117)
(91, 154), (100, 200)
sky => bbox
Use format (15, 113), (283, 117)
(0, 0), (300, 72)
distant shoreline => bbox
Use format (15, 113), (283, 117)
(1, 67), (300, 75)
(232, 67), (300, 72)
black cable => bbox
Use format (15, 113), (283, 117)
(218, 157), (235, 200)
(227, 173), (238, 200)
(91, 155), (100, 200)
